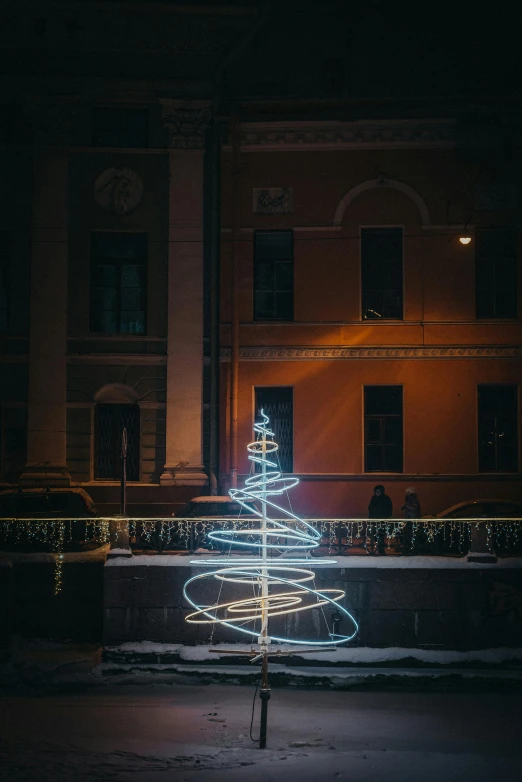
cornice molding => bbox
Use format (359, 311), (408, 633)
(233, 119), (456, 152)
(67, 354), (166, 366)
(220, 346), (522, 361)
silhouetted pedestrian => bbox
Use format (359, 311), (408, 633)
(368, 485), (392, 554)
(401, 487), (421, 553)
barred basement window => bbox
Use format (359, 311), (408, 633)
(475, 228), (517, 319)
(254, 231), (293, 321)
(90, 233), (147, 334)
(361, 228), (403, 320)
(255, 387), (293, 472)
(94, 404), (140, 481)
(478, 385), (518, 472)
(364, 386), (403, 472)
(92, 107), (148, 148)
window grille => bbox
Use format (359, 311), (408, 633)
(90, 233), (147, 334)
(254, 387), (293, 472)
(478, 385), (518, 472)
(475, 228), (517, 318)
(94, 404), (140, 481)
(364, 386), (403, 472)
(253, 231), (294, 321)
(361, 228), (403, 320)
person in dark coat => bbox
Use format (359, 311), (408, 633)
(368, 485), (392, 554)
(400, 487), (421, 553)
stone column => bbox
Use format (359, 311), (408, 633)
(159, 101), (210, 486)
(21, 146), (70, 485)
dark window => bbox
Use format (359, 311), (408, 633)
(320, 58), (345, 95)
(254, 231), (293, 321)
(0, 105), (13, 144)
(0, 232), (8, 331)
(90, 233), (147, 334)
(361, 228), (403, 320)
(475, 228), (517, 318)
(478, 385), (518, 472)
(92, 107), (148, 148)
(94, 404), (140, 481)
(255, 387), (293, 472)
(364, 386), (403, 472)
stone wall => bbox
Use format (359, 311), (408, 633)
(103, 559), (522, 651)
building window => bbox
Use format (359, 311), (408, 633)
(0, 232), (8, 332)
(475, 228), (517, 318)
(364, 386), (403, 472)
(94, 404), (140, 481)
(255, 387), (293, 472)
(253, 231), (293, 321)
(92, 107), (148, 148)
(361, 227), (403, 320)
(478, 385), (518, 472)
(90, 233), (147, 334)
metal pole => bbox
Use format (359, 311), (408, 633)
(258, 423), (271, 748)
(229, 113), (240, 490)
(120, 428), (127, 517)
(259, 652), (270, 749)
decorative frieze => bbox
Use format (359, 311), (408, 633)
(220, 346), (522, 361)
(160, 100), (211, 149)
(253, 187), (294, 214)
(237, 120), (456, 151)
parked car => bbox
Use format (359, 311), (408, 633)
(176, 495), (258, 519)
(419, 499), (522, 556)
(132, 495), (259, 553)
(424, 499), (522, 520)
(0, 487), (99, 552)
(0, 487), (97, 519)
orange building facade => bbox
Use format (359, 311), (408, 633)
(219, 112), (522, 517)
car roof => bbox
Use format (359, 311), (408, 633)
(0, 487), (97, 517)
(435, 499), (522, 517)
(188, 496), (236, 503)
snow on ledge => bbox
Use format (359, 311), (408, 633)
(104, 641), (522, 665)
(0, 545), (109, 564)
(105, 554), (522, 569)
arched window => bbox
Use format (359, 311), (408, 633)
(93, 385), (140, 481)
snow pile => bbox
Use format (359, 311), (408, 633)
(0, 544), (109, 564)
(105, 554), (522, 569)
(104, 641), (522, 666)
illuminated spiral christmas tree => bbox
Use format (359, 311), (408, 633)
(183, 412), (358, 746)
(184, 411), (358, 648)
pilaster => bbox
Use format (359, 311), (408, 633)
(21, 148), (70, 485)
(160, 102), (210, 487)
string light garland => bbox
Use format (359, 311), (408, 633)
(1, 514), (521, 597)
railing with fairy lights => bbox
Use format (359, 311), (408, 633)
(1, 514), (522, 595)
(125, 515), (522, 558)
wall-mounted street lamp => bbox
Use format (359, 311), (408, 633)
(459, 237), (472, 245)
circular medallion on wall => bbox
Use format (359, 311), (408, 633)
(94, 167), (144, 215)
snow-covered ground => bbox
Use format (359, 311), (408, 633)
(1, 685), (521, 781)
